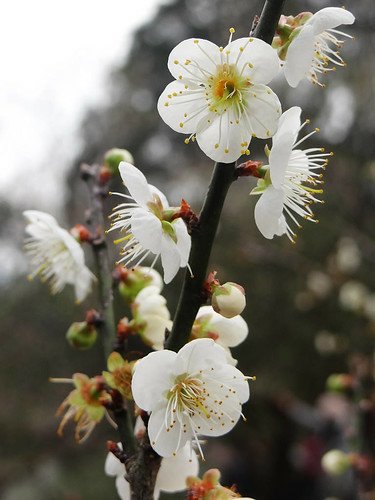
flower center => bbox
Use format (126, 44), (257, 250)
(167, 373), (209, 417)
(209, 64), (250, 113)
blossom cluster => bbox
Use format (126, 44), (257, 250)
(21, 5), (356, 500)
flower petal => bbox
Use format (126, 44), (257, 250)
(174, 338), (228, 375)
(226, 37), (281, 85)
(167, 38), (221, 81)
(148, 404), (190, 457)
(156, 444), (199, 492)
(196, 108), (250, 163)
(118, 162), (152, 208)
(210, 313), (249, 348)
(173, 218), (191, 266)
(160, 234), (181, 284)
(131, 350), (176, 411)
(254, 187), (286, 239)
(105, 447), (125, 477)
(130, 208), (163, 255)
(283, 25), (315, 88)
(158, 80), (208, 134)
(243, 85), (281, 139)
(307, 7), (355, 36)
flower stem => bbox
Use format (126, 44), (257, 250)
(166, 0), (286, 352)
(81, 163), (117, 359)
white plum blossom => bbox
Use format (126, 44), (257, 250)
(23, 210), (95, 303)
(132, 285), (172, 350)
(192, 306), (248, 364)
(132, 338), (250, 458)
(283, 8), (355, 87)
(105, 440), (199, 500)
(158, 30), (281, 163)
(252, 106), (331, 241)
(109, 162), (191, 284)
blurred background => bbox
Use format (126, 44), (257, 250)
(1, 0), (374, 498)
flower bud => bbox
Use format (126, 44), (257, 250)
(326, 373), (354, 393)
(66, 321), (97, 350)
(70, 224), (91, 243)
(118, 266), (163, 302)
(104, 148), (134, 174)
(321, 450), (351, 475)
(212, 282), (246, 318)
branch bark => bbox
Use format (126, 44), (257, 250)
(166, 0), (286, 352)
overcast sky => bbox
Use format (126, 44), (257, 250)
(0, 0), (165, 212)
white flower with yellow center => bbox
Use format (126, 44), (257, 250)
(109, 162), (191, 284)
(23, 210), (95, 303)
(132, 338), (250, 458)
(105, 440), (199, 500)
(252, 106), (331, 241)
(283, 7), (355, 87)
(158, 30), (281, 163)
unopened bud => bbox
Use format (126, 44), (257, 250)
(321, 450), (351, 475)
(66, 321), (97, 350)
(212, 282), (246, 318)
(104, 148), (134, 174)
(326, 373), (354, 392)
(118, 266), (163, 302)
(70, 224), (91, 243)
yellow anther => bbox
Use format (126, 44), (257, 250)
(179, 122), (184, 128)
(184, 138), (190, 145)
(174, 59), (179, 64)
(194, 40), (199, 44)
(245, 149), (250, 155)
(229, 27), (235, 34)
(224, 148), (229, 154)
(214, 143), (219, 149)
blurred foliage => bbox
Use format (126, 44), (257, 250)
(1, 0), (374, 498)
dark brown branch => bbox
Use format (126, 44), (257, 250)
(166, 0), (286, 352)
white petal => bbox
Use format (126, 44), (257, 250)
(149, 185), (169, 209)
(143, 314), (172, 349)
(196, 109), (250, 163)
(269, 130), (294, 189)
(156, 444), (199, 492)
(174, 338), (228, 375)
(160, 234), (181, 284)
(23, 210), (58, 227)
(283, 25), (315, 88)
(226, 37), (280, 84)
(210, 313), (249, 348)
(115, 476), (130, 500)
(274, 106), (302, 145)
(243, 85), (281, 139)
(74, 267), (95, 303)
(307, 7), (355, 36)
(130, 208), (163, 255)
(158, 80), (208, 134)
(118, 162), (152, 208)
(173, 218), (191, 266)
(105, 447), (125, 477)
(57, 227), (86, 266)
(131, 350), (176, 411)
(148, 404), (190, 457)
(254, 187), (285, 239)
(167, 38), (221, 81)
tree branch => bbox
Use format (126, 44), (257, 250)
(166, 0), (286, 352)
